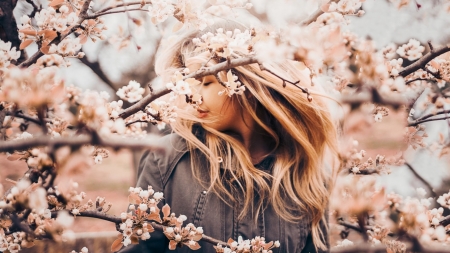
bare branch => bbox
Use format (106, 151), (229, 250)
(440, 215), (450, 227)
(299, 0), (339, 26)
(95, 1), (152, 15)
(337, 220), (363, 233)
(119, 88), (171, 119)
(88, 8), (148, 19)
(399, 45), (450, 78)
(5, 111), (43, 125)
(405, 78), (434, 85)
(405, 162), (437, 198)
(341, 87), (407, 108)
(413, 110), (450, 123)
(300, 7), (324, 26)
(409, 115), (450, 127)
(78, 51), (115, 90)
(0, 134), (163, 153)
(25, 0), (40, 18)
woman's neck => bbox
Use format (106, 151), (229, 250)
(226, 120), (274, 165)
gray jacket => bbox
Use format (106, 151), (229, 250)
(119, 133), (326, 253)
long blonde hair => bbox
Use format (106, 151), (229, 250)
(155, 22), (338, 250)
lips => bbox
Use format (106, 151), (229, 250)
(197, 108), (209, 118)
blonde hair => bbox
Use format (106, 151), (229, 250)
(155, 22), (339, 250)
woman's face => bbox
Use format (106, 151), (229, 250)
(194, 74), (247, 132)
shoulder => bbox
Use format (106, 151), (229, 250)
(137, 133), (190, 187)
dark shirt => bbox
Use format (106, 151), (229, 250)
(119, 133), (327, 253)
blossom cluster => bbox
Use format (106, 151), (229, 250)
(0, 40), (21, 69)
(192, 28), (254, 58)
(113, 186), (205, 251)
(328, 0), (364, 16)
(396, 39), (425, 61)
(116, 80), (145, 103)
(214, 236), (280, 253)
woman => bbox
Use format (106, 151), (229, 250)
(120, 22), (338, 253)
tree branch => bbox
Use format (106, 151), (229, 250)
(405, 162), (437, 197)
(337, 220), (363, 233)
(88, 8), (148, 19)
(0, 133), (163, 153)
(119, 57), (259, 119)
(78, 51), (115, 91)
(50, 210), (229, 247)
(440, 215), (450, 227)
(405, 78), (434, 85)
(414, 110), (450, 122)
(94, 1), (152, 15)
(341, 87), (407, 108)
(18, 0), (92, 68)
(409, 115), (450, 127)
(399, 45), (450, 78)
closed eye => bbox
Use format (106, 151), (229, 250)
(203, 82), (212, 87)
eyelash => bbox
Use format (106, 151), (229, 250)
(203, 82), (212, 86)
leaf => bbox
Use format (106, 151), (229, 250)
(162, 204), (170, 218)
(320, 3), (330, 12)
(186, 241), (201, 250)
(111, 234), (124, 252)
(128, 193), (141, 205)
(7, 153), (22, 161)
(130, 235), (139, 244)
(19, 29), (37, 36)
(21, 240), (35, 248)
(264, 241), (273, 250)
(146, 223), (155, 233)
(40, 45), (50, 55)
(191, 233), (202, 241)
(79, 34), (88, 44)
(172, 21), (184, 32)
(147, 212), (161, 223)
(49, 0), (65, 7)
(20, 40), (34, 50)
(43, 30), (58, 41)
(168, 240), (177, 250)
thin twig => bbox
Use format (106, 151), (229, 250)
(404, 162), (437, 197)
(405, 78), (434, 85)
(337, 220), (363, 233)
(25, 0), (40, 18)
(414, 110), (450, 123)
(440, 215), (450, 227)
(299, 0), (339, 26)
(5, 111), (43, 125)
(119, 57), (259, 119)
(341, 87), (407, 108)
(409, 115), (450, 127)
(88, 8), (148, 19)
(95, 1), (152, 15)
(125, 120), (151, 127)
